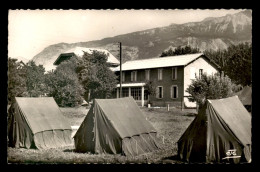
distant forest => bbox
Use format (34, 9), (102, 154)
(160, 43), (252, 86)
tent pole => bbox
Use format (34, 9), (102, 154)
(119, 42), (122, 98)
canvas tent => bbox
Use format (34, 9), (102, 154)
(8, 97), (72, 149)
(177, 96), (251, 163)
(235, 86), (252, 112)
(74, 97), (160, 156)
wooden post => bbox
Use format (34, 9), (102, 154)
(141, 86), (144, 107)
(119, 42), (122, 98)
(162, 136), (165, 144)
(181, 96), (184, 111)
(116, 88), (119, 98)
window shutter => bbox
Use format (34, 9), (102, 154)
(175, 67), (177, 79)
(172, 68), (174, 80)
(175, 86), (178, 98)
(199, 69), (203, 79)
(161, 69), (163, 80)
(156, 86), (164, 99)
(172, 67), (177, 80)
(145, 70), (150, 80)
(122, 72), (125, 82)
(156, 87), (159, 98)
(158, 69), (163, 80)
(170, 86), (173, 99)
(161, 87), (163, 98)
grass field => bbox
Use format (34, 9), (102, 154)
(7, 106), (196, 164)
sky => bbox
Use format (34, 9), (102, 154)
(8, 9), (245, 60)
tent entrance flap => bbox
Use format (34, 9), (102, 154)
(177, 104), (207, 162)
(122, 132), (160, 156)
(178, 96), (251, 163)
(74, 97), (160, 156)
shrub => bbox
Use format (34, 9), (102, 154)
(186, 73), (241, 107)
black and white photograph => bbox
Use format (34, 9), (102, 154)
(7, 9), (252, 164)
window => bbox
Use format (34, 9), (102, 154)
(122, 87), (129, 97)
(172, 67), (177, 80)
(131, 71), (137, 82)
(122, 72), (125, 82)
(131, 87), (141, 100)
(171, 85), (178, 99)
(144, 89), (148, 101)
(145, 69), (150, 81)
(158, 69), (163, 80)
(190, 67), (196, 79)
(199, 69), (203, 79)
(156, 86), (163, 99)
(130, 87), (148, 101)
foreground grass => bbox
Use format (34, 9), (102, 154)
(7, 107), (196, 164)
(143, 107), (196, 146)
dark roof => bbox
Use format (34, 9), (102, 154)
(53, 53), (75, 65)
(53, 47), (119, 66)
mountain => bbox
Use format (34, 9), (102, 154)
(32, 10), (252, 71)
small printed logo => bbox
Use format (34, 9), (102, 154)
(222, 149), (241, 160)
(226, 149), (237, 156)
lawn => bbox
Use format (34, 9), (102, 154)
(7, 106), (196, 164)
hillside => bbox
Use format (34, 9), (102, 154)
(32, 10), (252, 71)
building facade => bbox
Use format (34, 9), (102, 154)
(114, 53), (220, 108)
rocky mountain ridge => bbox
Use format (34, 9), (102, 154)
(32, 10), (252, 71)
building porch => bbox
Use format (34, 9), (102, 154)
(116, 83), (148, 107)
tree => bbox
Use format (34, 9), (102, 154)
(203, 49), (227, 71)
(77, 50), (118, 100)
(186, 73), (241, 108)
(7, 58), (27, 104)
(160, 45), (201, 57)
(45, 57), (84, 107)
(224, 43), (252, 86)
(204, 43), (252, 86)
(25, 61), (47, 97)
(145, 80), (156, 96)
(145, 80), (157, 105)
